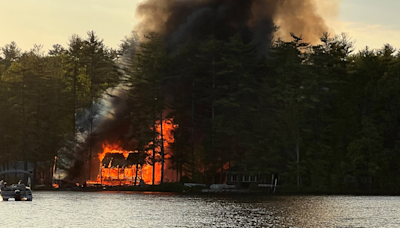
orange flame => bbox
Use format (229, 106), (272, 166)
(98, 143), (131, 162)
(87, 119), (176, 186)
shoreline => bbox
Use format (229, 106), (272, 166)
(32, 185), (400, 197)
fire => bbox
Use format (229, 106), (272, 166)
(87, 119), (176, 186)
(52, 183), (59, 188)
(98, 143), (130, 162)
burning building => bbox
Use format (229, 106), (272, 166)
(90, 151), (143, 186)
(66, 0), (336, 186)
(73, 117), (176, 187)
(87, 145), (155, 187)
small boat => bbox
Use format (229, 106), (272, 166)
(0, 170), (33, 201)
(1, 181), (33, 201)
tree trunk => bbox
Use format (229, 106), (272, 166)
(72, 63), (77, 142)
(160, 113), (165, 184)
(191, 77), (195, 180)
(88, 52), (95, 181)
(236, 173), (242, 189)
(219, 163), (223, 184)
(134, 163), (139, 186)
(296, 139), (301, 187)
(152, 79), (157, 186)
(176, 164), (179, 183)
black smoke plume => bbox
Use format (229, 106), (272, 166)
(135, 0), (333, 53)
(66, 0), (335, 182)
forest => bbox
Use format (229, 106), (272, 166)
(1, 30), (400, 194)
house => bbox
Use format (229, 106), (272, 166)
(225, 169), (271, 188)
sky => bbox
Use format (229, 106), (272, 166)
(326, 0), (400, 51)
(1, 0), (399, 53)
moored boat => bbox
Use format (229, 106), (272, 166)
(0, 182), (33, 201)
(0, 170), (33, 201)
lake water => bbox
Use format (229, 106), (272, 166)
(0, 191), (399, 227)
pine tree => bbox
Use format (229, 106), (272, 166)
(82, 31), (120, 179)
(213, 34), (261, 183)
(267, 34), (310, 187)
(126, 33), (168, 185)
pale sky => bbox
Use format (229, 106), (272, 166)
(0, 0), (142, 52)
(1, 0), (399, 53)
(326, 0), (400, 52)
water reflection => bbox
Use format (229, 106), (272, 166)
(1, 192), (399, 227)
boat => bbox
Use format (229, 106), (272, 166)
(0, 170), (33, 201)
(1, 182), (33, 201)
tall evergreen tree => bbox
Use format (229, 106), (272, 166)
(126, 33), (168, 185)
(267, 34), (310, 187)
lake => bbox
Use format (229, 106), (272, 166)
(0, 191), (399, 227)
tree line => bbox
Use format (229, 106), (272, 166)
(0, 31), (120, 180)
(2, 30), (400, 193)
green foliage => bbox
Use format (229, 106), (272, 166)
(124, 33), (169, 184)
(0, 33), (120, 176)
(3, 30), (400, 194)
(165, 32), (400, 194)
(249, 183), (260, 192)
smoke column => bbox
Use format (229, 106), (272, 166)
(67, 0), (338, 182)
(134, 0), (337, 52)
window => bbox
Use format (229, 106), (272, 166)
(232, 174), (237, 182)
